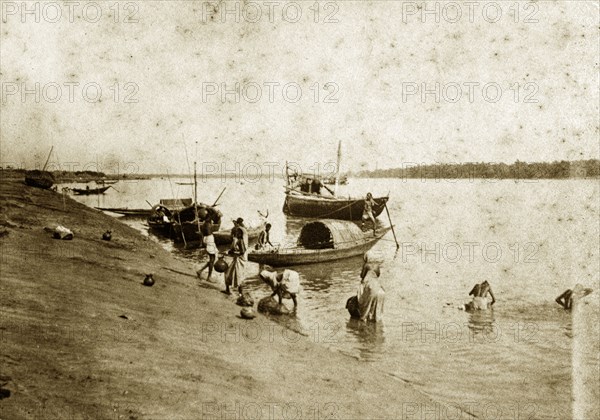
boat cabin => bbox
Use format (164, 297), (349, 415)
(297, 220), (365, 249)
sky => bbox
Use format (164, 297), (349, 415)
(1, 1), (598, 176)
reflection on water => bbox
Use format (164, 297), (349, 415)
(466, 309), (496, 338)
(69, 178), (600, 419)
(345, 319), (386, 361)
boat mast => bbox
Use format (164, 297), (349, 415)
(194, 161), (197, 203)
(42, 146), (54, 171)
(334, 140), (342, 196)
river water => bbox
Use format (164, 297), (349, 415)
(70, 177), (599, 419)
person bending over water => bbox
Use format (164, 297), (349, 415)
(555, 284), (593, 310)
(259, 269), (300, 307)
(464, 280), (496, 311)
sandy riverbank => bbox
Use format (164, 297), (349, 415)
(0, 174), (445, 419)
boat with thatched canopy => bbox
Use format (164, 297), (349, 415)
(247, 219), (391, 267)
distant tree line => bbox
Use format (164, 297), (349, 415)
(1, 168), (107, 177)
(355, 160), (600, 179)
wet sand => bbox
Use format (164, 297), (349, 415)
(0, 174), (446, 419)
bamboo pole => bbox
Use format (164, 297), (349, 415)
(384, 202), (399, 249)
(212, 187), (226, 207)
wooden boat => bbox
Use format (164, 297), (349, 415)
(24, 147), (55, 189)
(171, 204), (222, 243)
(94, 179), (119, 185)
(213, 224), (264, 246)
(283, 141), (388, 220)
(72, 186), (110, 195)
(283, 191), (388, 220)
(96, 207), (152, 217)
(248, 219), (391, 267)
(323, 175), (348, 185)
(25, 170), (55, 189)
(147, 198), (193, 236)
(175, 182), (194, 185)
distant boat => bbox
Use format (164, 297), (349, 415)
(94, 179), (118, 185)
(175, 182), (194, 186)
(72, 186), (110, 195)
(323, 174), (348, 185)
(248, 219), (390, 267)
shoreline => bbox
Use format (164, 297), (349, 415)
(0, 176), (451, 419)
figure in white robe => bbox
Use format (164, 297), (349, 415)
(355, 251), (385, 322)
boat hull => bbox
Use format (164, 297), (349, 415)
(96, 207), (152, 217)
(72, 186), (110, 195)
(283, 194), (388, 220)
(173, 223), (262, 246)
(24, 170), (55, 189)
(248, 227), (391, 267)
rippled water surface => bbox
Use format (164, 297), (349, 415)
(70, 177), (599, 419)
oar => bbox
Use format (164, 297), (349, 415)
(108, 185), (120, 193)
(384, 202), (399, 249)
(212, 187), (226, 207)
(145, 200), (154, 208)
(322, 183), (335, 196)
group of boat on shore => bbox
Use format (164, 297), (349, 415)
(92, 167), (395, 267)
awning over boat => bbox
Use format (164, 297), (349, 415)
(298, 219), (364, 249)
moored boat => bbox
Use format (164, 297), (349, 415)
(25, 170), (55, 189)
(171, 204), (222, 244)
(96, 207), (152, 217)
(282, 141), (389, 220)
(147, 198), (193, 236)
(283, 191), (388, 220)
(24, 147), (55, 190)
(248, 219), (391, 267)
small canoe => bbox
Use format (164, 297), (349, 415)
(248, 219), (391, 267)
(72, 186), (110, 195)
